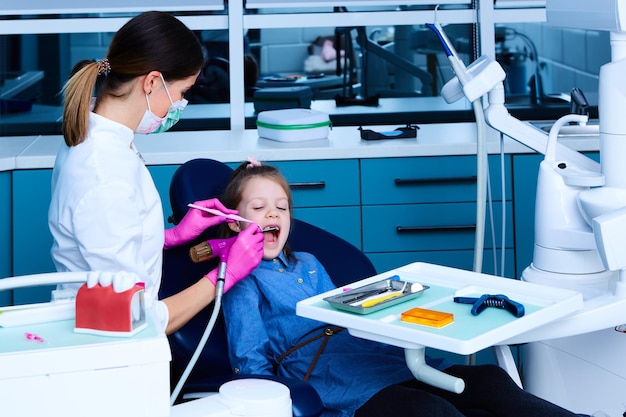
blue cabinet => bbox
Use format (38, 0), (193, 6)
(7, 153), (528, 303)
(0, 171), (11, 305)
(150, 165), (181, 230)
(362, 155), (509, 204)
(361, 156), (515, 277)
(12, 169), (55, 304)
(362, 201), (512, 250)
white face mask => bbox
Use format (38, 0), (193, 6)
(135, 73), (188, 134)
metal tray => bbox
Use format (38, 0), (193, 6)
(324, 276), (428, 314)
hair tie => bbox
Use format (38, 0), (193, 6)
(246, 156), (262, 169)
(97, 58), (111, 75)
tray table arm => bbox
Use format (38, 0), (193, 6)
(405, 347), (465, 393)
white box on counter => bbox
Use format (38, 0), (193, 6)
(256, 108), (331, 142)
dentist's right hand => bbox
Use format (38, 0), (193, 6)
(164, 198), (236, 250)
(204, 224), (264, 293)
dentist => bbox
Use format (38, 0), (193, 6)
(48, 11), (263, 335)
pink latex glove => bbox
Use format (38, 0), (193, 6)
(164, 198), (237, 250)
(205, 224), (264, 293)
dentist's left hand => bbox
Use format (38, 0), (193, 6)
(86, 271), (141, 293)
(164, 198), (237, 250)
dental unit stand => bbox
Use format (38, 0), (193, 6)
(515, 2), (626, 415)
(429, 1), (626, 414)
(426, 21), (490, 277)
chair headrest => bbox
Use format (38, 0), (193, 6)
(169, 159), (234, 225)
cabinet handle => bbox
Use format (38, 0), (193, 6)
(394, 176), (477, 186)
(289, 181), (326, 190)
(396, 225), (476, 233)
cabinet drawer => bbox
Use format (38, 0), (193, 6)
(367, 249), (516, 278)
(361, 155), (511, 205)
(270, 159), (359, 208)
(362, 202), (513, 252)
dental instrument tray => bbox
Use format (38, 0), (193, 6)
(324, 276), (428, 314)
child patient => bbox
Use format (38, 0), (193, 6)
(220, 158), (582, 417)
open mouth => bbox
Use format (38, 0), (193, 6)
(262, 225), (280, 242)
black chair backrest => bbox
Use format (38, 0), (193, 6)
(168, 158), (235, 226)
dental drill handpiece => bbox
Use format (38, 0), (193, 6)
(189, 237), (237, 263)
(190, 237), (237, 299)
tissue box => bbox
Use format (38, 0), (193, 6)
(256, 108), (331, 142)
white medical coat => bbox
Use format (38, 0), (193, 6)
(48, 112), (169, 332)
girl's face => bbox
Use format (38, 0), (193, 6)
(230, 176), (291, 260)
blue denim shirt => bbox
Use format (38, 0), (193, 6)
(222, 252), (449, 417)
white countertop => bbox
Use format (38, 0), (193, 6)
(1, 122), (601, 172)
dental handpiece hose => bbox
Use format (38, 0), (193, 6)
(170, 238), (235, 405)
(426, 22), (488, 274)
(215, 257), (227, 302)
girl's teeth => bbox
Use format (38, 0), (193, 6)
(262, 226), (279, 242)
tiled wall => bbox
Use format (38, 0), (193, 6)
(504, 23), (611, 98)
(259, 27), (336, 74)
(257, 23), (612, 100)
(67, 22), (612, 101)
(257, 25), (459, 96)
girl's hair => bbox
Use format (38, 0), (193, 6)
(61, 11), (204, 147)
(220, 161), (294, 258)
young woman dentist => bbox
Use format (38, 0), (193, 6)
(48, 11), (264, 335)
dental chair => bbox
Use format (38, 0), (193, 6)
(160, 158), (378, 417)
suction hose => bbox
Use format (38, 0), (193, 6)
(170, 238), (236, 405)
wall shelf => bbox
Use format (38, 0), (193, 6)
(244, 9), (475, 29)
(0, 0), (223, 16)
(245, 0), (471, 9)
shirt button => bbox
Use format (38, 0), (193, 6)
(278, 268), (284, 273)
(234, 368), (240, 374)
(273, 259), (278, 264)
(297, 278), (303, 284)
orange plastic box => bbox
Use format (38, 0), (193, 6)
(401, 307), (454, 328)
